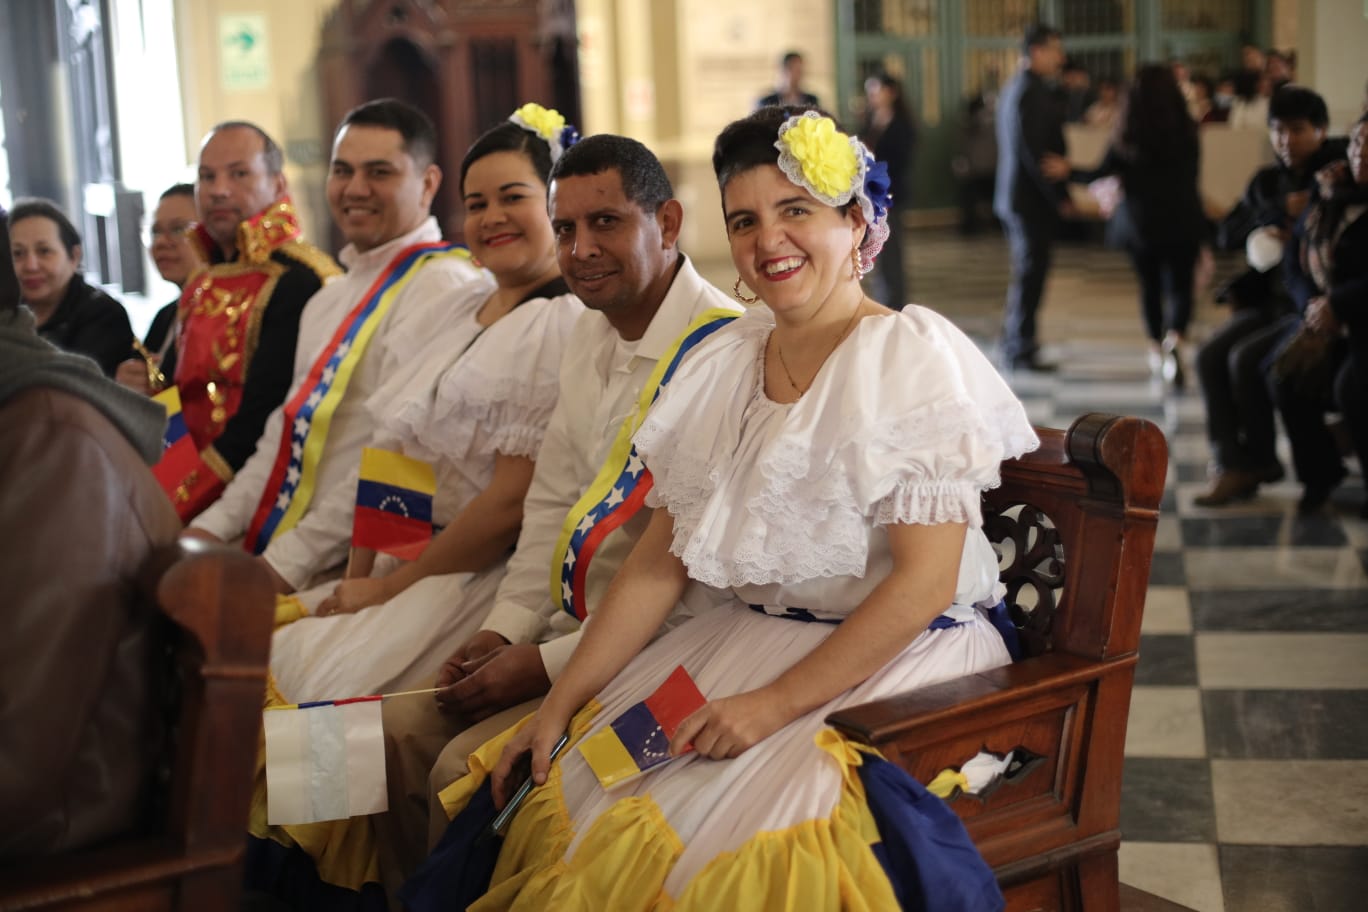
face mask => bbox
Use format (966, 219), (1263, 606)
(1215, 93), (1234, 108)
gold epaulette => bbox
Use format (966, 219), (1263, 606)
(277, 240), (343, 282)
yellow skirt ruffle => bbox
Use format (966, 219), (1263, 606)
(436, 707), (900, 912)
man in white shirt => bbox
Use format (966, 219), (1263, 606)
(187, 99), (484, 591)
(379, 134), (742, 887)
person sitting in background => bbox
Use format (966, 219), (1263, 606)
(1069, 64), (1205, 387)
(1227, 69), (1270, 129)
(1084, 77), (1122, 129)
(861, 72), (917, 309)
(8, 198), (133, 377)
(0, 208), (17, 308)
(115, 183), (203, 395)
(0, 277), (180, 857)
(756, 50), (820, 109)
(1273, 112), (1368, 516)
(1189, 75), (1227, 124)
(151, 123), (341, 522)
(1062, 59), (1092, 123)
(1194, 85), (1348, 506)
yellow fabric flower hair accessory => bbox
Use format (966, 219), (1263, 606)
(777, 113), (860, 201)
(509, 103), (579, 163)
(774, 111), (892, 276)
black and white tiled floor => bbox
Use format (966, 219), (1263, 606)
(921, 232), (1368, 912)
(704, 229), (1368, 910)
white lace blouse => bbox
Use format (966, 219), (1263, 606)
(372, 285), (583, 526)
(633, 304), (1038, 621)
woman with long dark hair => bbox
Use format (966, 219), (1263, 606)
(1072, 64), (1205, 385)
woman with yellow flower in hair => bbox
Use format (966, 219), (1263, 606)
(406, 107), (1035, 911)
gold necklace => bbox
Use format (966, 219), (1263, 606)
(773, 300), (865, 395)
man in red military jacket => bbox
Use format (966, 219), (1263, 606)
(154, 122), (340, 519)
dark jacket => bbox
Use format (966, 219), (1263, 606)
(863, 112), (918, 209)
(1074, 137), (1205, 248)
(994, 69), (1069, 222)
(1217, 137), (1350, 249)
(1286, 177), (1368, 328)
(34, 273), (134, 378)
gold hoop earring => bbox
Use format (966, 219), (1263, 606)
(850, 245), (862, 280)
(732, 277), (759, 304)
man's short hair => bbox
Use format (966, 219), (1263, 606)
(7, 198), (82, 255)
(549, 134), (674, 214)
(336, 98), (438, 167)
(159, 183), (195, 202)
(1023, 23), (1062, 55)
(206, 121), (284, 175)
(1268, 85), (1329, 128)
(781, 51), (804, 68)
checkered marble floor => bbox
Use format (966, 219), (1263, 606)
(704, 228), (1368, 911)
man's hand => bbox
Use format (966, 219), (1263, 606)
(115, 359), (155, 395)
(667, 688), (793, 760)
(316, 576), (393, 617)
(1305, 296), (1342, 335)
(435, 643), (551, 722)
(1041, 153), (1071, 181)
(434, 630), (511, 691)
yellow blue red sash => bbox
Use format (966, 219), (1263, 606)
(551, 308), (739, 620)
(245, 241), (471, 554)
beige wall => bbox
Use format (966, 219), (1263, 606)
(1297, 0), (1368, 132)
(583, 0), (836, 263)
(174, 0), (341, 244)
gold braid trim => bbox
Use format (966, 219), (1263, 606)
(201, 445), (235, 483)
(276, 240), (343, 282)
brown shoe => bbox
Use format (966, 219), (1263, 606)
(1194, 470), (1261, 507)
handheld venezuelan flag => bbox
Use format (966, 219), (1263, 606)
(577, 665), (707, 789)
(150, 386), (201, 498)
(262, 695), (387, 825)
(353, 447), (436, 560)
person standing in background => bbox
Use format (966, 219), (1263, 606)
(862, 72), (917, 310)
(1068, 64), (1205, 387)
(756, 51), (820, 109)
(994, 23), (1072, 372)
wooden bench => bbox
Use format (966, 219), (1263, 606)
(0, 541), (275, 912)
(828, 412), (1167, 912)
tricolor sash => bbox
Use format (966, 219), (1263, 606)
(244, 241), (471, 554)
(551, 307), (739, 620)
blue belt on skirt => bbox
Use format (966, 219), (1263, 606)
(747, 599), (1022, 662)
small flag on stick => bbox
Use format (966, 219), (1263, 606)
(353, 447), (436, 560)
(263, 696), (388, 825)
(150, 386), (200, 495)
(578, 665), (706, 789)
